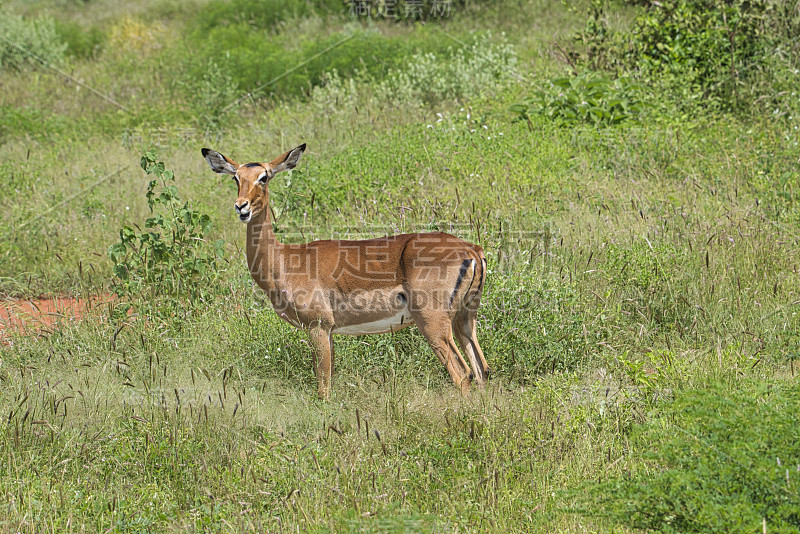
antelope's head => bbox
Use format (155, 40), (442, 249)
(201, 144), (306, 223)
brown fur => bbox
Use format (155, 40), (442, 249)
(202, 145), (489, 398)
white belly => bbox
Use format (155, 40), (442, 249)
(333, 309), (415, 335)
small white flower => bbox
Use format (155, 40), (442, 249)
(125, 206), (130, 210)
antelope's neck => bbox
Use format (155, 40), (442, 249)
(245, 201), (283, 293)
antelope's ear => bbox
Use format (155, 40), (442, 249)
(201, 148), (239, 175)
(268, 143), (306, 176)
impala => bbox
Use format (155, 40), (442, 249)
(202, 144), (489, 398)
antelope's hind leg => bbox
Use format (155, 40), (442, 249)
(412, 310), (473, 393)
(450, 252), (489, 386)
(453, 307), (489, 385)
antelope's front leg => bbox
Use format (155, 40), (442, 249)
(309, 324), (334, 399)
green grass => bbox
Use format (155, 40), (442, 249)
(1, 0), (799, 531)
(575, 380), (800, 533)
(0, 293), (629, 531)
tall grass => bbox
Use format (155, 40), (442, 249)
(1, 0), (799, 531)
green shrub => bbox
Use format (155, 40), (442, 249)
(633, 0), (780, 109)
(180, 25), (457, 102)
(310, 36), (517, 114)
(54, 20), (105, 59)
(510, 71), (645, 127)
(575, 0), (800, 113)
(375, 34), (518, 106)
(290, 30), (428, 93)
(309, 69), (362, 116)
(194, 0), (341, 33)
(575, 381), (800, 533)
(0, 9), (67, 71)
(187, 59), (240, 130)
(108, 150), (224, 305)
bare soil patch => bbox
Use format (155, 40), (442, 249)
(0, 295), (114, 342)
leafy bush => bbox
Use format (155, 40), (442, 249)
(108, 150), (224, 303)
(310, 36), (516, 115)
(54, 20), (105, 59)
(576, 381), (800, 533)
(188, 59), (240, 131)
(181, 25), (458, 102)
(194, 0), (340, 34)
(0, 9), (67, 71)
(576, 0), (800, 113)
(510, 72), (645, 126)
(309, 69), (362, 117)
(633, 0), (784, 109)
(375, 35), (518, 106)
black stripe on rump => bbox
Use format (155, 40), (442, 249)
(449, 259), (473, 306)
(477, 257), (486, 292)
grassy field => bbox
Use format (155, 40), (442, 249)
(1, 0), (799, 532)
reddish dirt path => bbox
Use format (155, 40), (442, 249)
(0, 295), (113, 343)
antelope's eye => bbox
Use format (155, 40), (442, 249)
(257, 172), (268, 183)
